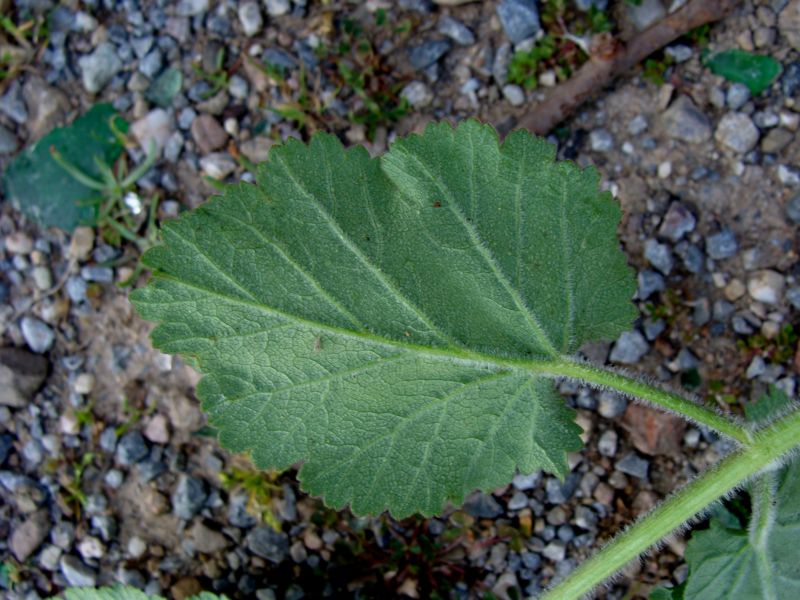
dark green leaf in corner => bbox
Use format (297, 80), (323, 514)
(1, 103), (127, 231)
(63, 585), (227, 600)
(704, 49), (782, 95)
(131, 120), (636, 517)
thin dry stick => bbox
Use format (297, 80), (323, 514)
(507, 0), (741, 136)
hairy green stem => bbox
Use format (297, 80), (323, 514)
(544, 359), (752, 445)
(540, 409), (800, 600)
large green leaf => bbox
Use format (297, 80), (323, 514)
(681, 461), (800, 599)
(63, 586), (226, 600)
(131, 120), (636, 517)
(1, 103), (127, 231)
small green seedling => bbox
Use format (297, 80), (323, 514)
(130, 121), (800, 598)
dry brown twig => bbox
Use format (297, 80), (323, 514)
(499, 0), (742, 136)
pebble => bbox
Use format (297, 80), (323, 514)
(715, 113), (760, 154)
(200, 153), (237, 179)
(69, 227), (95, 262)
(747, 270), (785, 304)
(787, 287), (800, 310)
(31, 266), (52, 291)
(628, 0), (665, 30)
(77, 536), (105, 560)
(665, 44), (692, 63)
(542, 540), (566, 562)
(726, 83), (751, 110)
(6, 232), (33, 254)
(781, 62), (800, 97)
(615, 452), (649, 479)
(39, 545), (62, 571)
(409, 39), (452, 71)
(23, 77), (69, 141)
(628, 115), (648, 135)
(609, 330), (649, 364)
(644, 239), (673, 275)
(131, 108), (174, 156)
(116, 431), (149, 465)
(20, 316), (55, 354)
(189, 520), (230, 554)
(60, 555), (97, 587)
(176, 0), (210, 17)
(638, 270), (665, 300)
(401, 81), (434, 108)
(81, 266), (114, 283)
(589, 129), (614, 152)
(78, 43), (122, 94)
(438, 16), (475, 46)
(10, 510), (49, 561)
(144, 414), (170, 444)
(139, 49), (163, 79)
(497, 0), (541, 43)
(0, 80), (27, 124)
(228, 75), (249, 100)
(746, 355), (766, 379)
(643, 317), (666, 340)
(779, 0), (800, 51)
(0, 124), (17, 154)
(598, 391), (628, 419)
(247, 526), (290, 563)
(238, 2), (263, 37)
(502, 84), (526, 107)
(191, 114), (228, 154)
(172, 475), (207, 519)
(777, 164), (800, 185)
(658, 202), (695, 242)
(545, 475), (578, 504)
(127, 536), (147, 559)
(508, 491), (529, 510)
(512, 471), (541, 491)
(662, 96), (711, 144)
(265, 0), (291, 17)
(464, 492), (504, 518)
(706, 229), (738, 260)
(597, 429), (618, 457)
(73, 373), (95, 395)
(104, 469), (124, 489)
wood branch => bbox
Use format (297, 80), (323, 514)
(505, 0), (742, 136)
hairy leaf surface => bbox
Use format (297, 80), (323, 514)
(131, 120), (636, 516)
(681, 460), (800, 599)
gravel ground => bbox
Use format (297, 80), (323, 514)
(1, 0), (799, 598)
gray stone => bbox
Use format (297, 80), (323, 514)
(81, 266), (114, 283)
(409, 39), (452, 71)
(240, 136), (275, 163)
(780, 0), (800, 51)
(676, 348), (699, 371)
(264, 0), (291, 16)
(228, 75), (250, 100)
(131, 108), (174, 156)
(788, 194), (800, 224)
(658, 201), (696, 241)
(493, 41), (512, 85)
(175, 0), (209, 17)
(638, 270), (665, 300)
(747, 270), (785, 304)
(10, 510), (49, 561)
(239, 2), (263, 36)
(610, 330), (649, 364)
(662, 96), (712, 144)
(597, 430), (618, 457)
(189, 521), (230, 554)
(512, 471), (541, 491)
(400, 81), (433, 108)
(99, 427), (118, 453)
(59, 555), (97, 587)
(545, 474), (579, 504)
(228, 492), (257, 528)
(628, 114), (648, 135)
(437, 16), (475, 45)
(706, 229), (738, 260)
(23, 77), (69, 141)
(615, 452), (649, 479)
(665, 44), (692, 63)
(643, 317), (666, 341)
(78, 43), (122, 94)
(191, 114), (228, 154)
(172, 475), (207, 519)
(247, 526), (289, 563)
(0, 124), (17, 155)
(747, 355), (766, 379)
(116, 431), (149, 465)
(502, 84), (525, 106)
(542, 540), (566, 562)
(598, 392), (628, 419)
(781, 61), (800, 97)
(20, 316), (55, 354)
(787, 286), (800, 310)
(22, 439), (43, 465)
(178, 107), (197, 130)
(726, 83), (751, 110)
(675, 241), (704, 273)
(464, 491), (504, 518)
(644, 239), (673, 275)
(200, 153), (237, 180)
(497, 0), (541, 44)
(715, 112), (760, 153)
(0, 347), (48, 407)
(508, 491), (529, 510)
(628, 0), (665, 31)
(589, 129), (614, 152)
(139, 49), (163, 79)
(574, 506), (598, 530)
(0, 80), (28, 124)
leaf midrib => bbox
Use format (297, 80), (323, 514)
(149, 272), (562, 376)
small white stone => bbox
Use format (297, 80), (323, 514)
(621, 142), (634, 155)
(127, 536), (147, 559)
(77, 536), (105, 560)
(5, 232), (33, 254)
(502, 84), (525, 107)
(74, 373), (96, 395)
(400, 81), (433, 108)
(32, 266), (52, 291)
(68, 227), (95, 262)
(657, 161), (672, 179)
(59, 413), (80, 436)
(144, 414), (170, 445)
(778, 164), (800, 186)
(747, 270), (785, 304)
(539, 70), (556, 87)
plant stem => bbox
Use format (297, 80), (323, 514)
(544, 358), (752, 445)
(541, 409), (800, 600)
